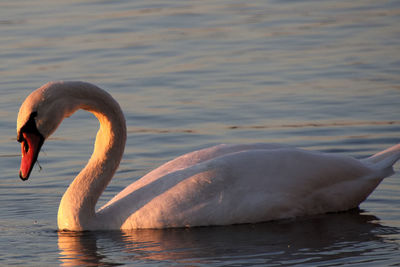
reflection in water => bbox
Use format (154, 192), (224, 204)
(58, 232), (109, 266)
(58, 210), (398, 266)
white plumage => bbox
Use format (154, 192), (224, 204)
(16, 81), (400, 231)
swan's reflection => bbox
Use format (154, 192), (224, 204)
(58, 231), (106, 266)
(58, 210), (398, 266)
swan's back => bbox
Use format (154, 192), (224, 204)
(99, 144), (392, 229)
(102, 144), (287, 207)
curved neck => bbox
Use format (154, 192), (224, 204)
(56, 83), (126, 230)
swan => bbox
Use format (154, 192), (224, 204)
(17, 81), (400, 231)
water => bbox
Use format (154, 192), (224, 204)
(1, 0), (400, 265)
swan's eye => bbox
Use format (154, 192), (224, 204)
(17, 132), (25, 143)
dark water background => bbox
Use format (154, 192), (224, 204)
(1, 0), (399, 265)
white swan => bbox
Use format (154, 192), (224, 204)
(17, 81), (400, 231)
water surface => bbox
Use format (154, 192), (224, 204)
(1, 0), (399, 266)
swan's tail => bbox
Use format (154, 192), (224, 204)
(362, 144), (400, 178)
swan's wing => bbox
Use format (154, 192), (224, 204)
(98, 147), (384, 229)
(138, 149), (380, 228)
(102, 143), (290, 208)
(140, 143), (291, 178)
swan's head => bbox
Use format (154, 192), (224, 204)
(17, 81), (81, 180)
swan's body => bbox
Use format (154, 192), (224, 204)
(17, 81), (400, 231)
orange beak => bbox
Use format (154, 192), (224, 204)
(19, 132), (43, 180)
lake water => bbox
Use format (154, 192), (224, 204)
(1, 0), (400, 265)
